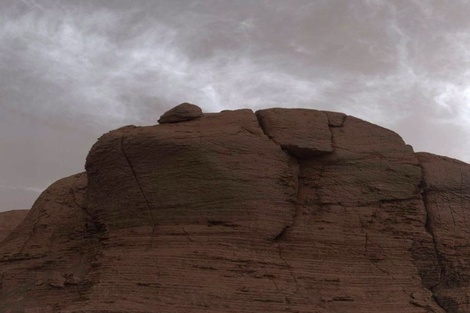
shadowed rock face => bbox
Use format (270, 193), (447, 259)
(0, 210), (28, 242)
(0, 105), (469, 313)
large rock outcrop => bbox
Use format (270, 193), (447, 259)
(0, 105), (469, 313)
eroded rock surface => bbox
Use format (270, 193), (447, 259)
(0, 210), (28, 242)
(0, 105), (469, 313)
(417, 153), (470, 313)
(256, 108), (333, 157)
(158, 102), (203, 124)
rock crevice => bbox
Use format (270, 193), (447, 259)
(255, 108), (336, 241)
(421, 181), (448, 313)
(120, 135), (157, 232)
(416, 152), (470, 313)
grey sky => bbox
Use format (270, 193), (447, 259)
(1, 0), (470, 211)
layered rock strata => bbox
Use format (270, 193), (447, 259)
(0, 105), (469, 313)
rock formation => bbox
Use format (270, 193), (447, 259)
(157, 102), (203, 124)
(0, 104), (469, 313)
(0, 210), (28, 242)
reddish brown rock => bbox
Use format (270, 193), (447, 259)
(0, 209), (28, 242)
(158, 102), (203, 124)
(323, 110), (347, 127)
(0, 106), (469, 313)
(256, 108), (333, 157)
(416, 152), (470, 313)
(0, 173), (99, 312)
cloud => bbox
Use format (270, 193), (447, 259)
(0, 0), (469, 163)
(0, 1), (338, 128)
(0, 184), (44, 194)
(3, 0), (470, 213)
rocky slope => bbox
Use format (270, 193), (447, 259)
(0, 210), (28, 242)
(0, 104), (469, 313)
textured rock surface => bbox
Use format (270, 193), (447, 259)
(416, 153), (470, 313)
(0, 172), (100, 312)
(0, 106), (469, 313)
(256, 108), (333, 157)
(158, 102), (203, 124)
(0, 210), (28, 242)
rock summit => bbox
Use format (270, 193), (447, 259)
(158, 102), (203, 124)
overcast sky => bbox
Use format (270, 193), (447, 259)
(1, 0), (470, 211)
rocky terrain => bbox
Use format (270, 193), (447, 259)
(0, 210), (28, 242)
(0, 103), (469, 313)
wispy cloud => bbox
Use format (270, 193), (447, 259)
(0, 184), (44, 194)
(0, 0), (470, 166)
(0, 2), (338, 127)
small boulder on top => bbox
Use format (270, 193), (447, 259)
(158, 103), (203, 124)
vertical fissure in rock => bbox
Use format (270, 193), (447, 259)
(324, 111), (348, 128)
(276, 239), (315, 306)
(269, 161), (301, 241)
(272, 226), (289, 242)
(326, 113), (347, 150)
(419, 167), (448, 313)
(71, 189), (93, 222)
(282, 159), (302, 239)
(120, 136), (157, 233)
(71, 187), (105, 236)
(255, 113), (302, 240)
(255, 112), (314, 306)
(339, 114), (347, 127)
(276, 241), (302, 294)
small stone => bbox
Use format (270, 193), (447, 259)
(47, 271), (65, 288)
(158, 103), (203, 124)
(65, 272), (83, 285)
